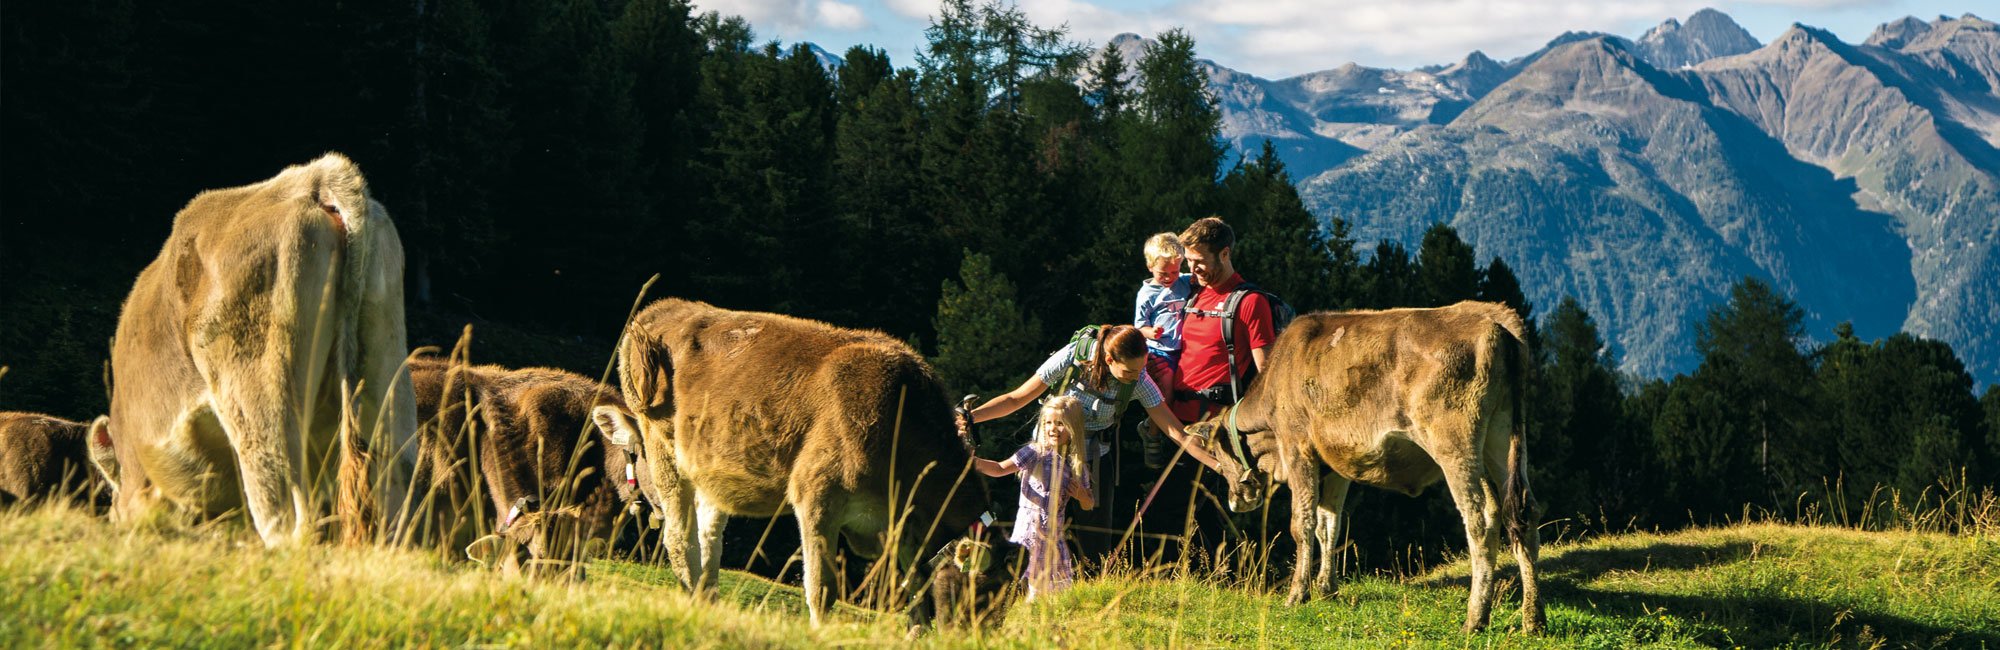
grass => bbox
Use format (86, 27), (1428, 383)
(3, 504), (1994, 649)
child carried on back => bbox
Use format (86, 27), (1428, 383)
(1134, 232), (1194, 467)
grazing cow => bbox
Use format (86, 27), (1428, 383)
(605, 298), (989, 626)
(104, 154), (417, 546)
(407, 356), (649, 566)
(0, 413), (118, 506)
(1189, 301), (1543, 634)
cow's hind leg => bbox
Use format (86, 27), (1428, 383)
(793, 490), (846, 627)
(1283, 454), (1322, 606)
(1486, 433), (1544, 634)
(1312, 472), (1351, 599)
(1443, 459), (1502, 633)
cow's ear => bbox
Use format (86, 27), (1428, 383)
(620, 334), (673, 414)
(593, 405), (641, 447)
(87, 415), (119, 492)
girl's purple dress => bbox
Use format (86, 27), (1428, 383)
(1009, 444), (1089, 597)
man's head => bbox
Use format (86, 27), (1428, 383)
(1179, 217), (1235, 288)
(1143, 232), (1184, 286)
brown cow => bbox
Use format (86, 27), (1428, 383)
(1189, 301), (1544, 634)
(606, 298), (989, 626)
(0, 413), (118, 506)
(105, 154), (417, 546)
(406, 356), (649, 567)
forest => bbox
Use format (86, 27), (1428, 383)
(3, 0), (1996, 570)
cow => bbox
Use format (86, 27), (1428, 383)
(602, 298), (992, 626)
(406, 355), (650, 568)
(1188, 301), (1544, 634)
(104, 153), (417, 547)
(0, 413), (118, 506)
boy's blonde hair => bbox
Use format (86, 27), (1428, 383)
(1037, 395), (1091, 483)
(1143, 232), (1185, 263)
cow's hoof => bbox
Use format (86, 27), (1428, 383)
(1284, 591), (1308, 607)
(1461, 621), (1487, 634)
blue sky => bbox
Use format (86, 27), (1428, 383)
(695, 0), (1980, 78)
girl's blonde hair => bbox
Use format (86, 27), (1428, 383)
(1037, 395), (1091, 484)
(1144, 232), (1185, 263)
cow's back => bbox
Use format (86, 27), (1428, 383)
(0, 412), (91, 503)
(1249, 301), (1525, 494)
(634, 298), (974, 518)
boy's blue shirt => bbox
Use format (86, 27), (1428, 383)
(1134, 273), (1195, 356)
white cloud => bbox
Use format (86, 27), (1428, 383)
(818, 0), (872, 29)
(883, 0), (939, 20)
(1171, 0), (1724, 75)
(699, 0), (870, 34)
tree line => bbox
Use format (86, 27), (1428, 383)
(3, 0), (1995, 566)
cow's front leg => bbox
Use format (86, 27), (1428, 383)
(656, 473), (700, 593)
(1284, 454), (1321, 606)
(1312, 471), (1351, 599)
(694, 493), (728, 592)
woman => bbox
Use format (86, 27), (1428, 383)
(959, 325), (1224, 473)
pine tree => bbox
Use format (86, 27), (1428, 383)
(832, 53), (934, 340)
(1539, 297), (1627, 522)
(1816, 325), (1985, 514)
(1676, 277), (1817, 513)
(1217, 141), (1344, 312)
(1361, 241), (1417, 308)
(1415, 223), (1482, 307)
(934, 251), (1045, 399)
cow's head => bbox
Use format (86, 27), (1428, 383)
(590, 401), (661, 520)
(1184, 413), (1274, 513)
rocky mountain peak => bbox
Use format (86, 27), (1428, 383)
(1866, 15), (1933, 48)
(1636, 8), (1760, 69)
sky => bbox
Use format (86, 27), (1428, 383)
(690, 0), (1981, 78)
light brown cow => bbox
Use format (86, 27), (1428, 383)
(105, 154), (417, 546)
(0, 413), (118, 506)
(606, 298), (989, 625)
(1189, 301), (1543, 634)
(406, 356), (648, 566)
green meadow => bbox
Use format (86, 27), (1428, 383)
(3, 504), (1993, 648)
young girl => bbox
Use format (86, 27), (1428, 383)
(973, 395), (1095, 600)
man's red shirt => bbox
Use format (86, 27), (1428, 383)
(1171, 273), (1275, 420)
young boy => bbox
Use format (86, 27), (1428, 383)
(1134, 233), (1194, 467)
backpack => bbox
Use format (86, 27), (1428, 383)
(1183, 282), (1295, 402)
(1051, 324), (1137, 426)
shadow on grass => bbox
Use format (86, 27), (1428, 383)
(1417, 541), (1993, 648)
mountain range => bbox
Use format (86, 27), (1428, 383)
(1102, 10), (1999, 386)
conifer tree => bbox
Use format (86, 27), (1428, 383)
(1217, 141), (1346, 312)
(1540, 297), (1628, 521)
(934, 251), (1045, 399)
(1816, 325), (1985, 512)
(1415, 223), (1482, 307)
(1362, 241), (1417, 308)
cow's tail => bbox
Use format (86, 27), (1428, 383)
(310, 152), (371, 237)
(1498, 324), (1535, 551)
(337, 378), (380, 545)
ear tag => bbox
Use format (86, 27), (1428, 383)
(625, 463), (638, 486)
(611, 428), (633, 446)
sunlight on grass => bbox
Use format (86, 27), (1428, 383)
(3, 503), (1994, 648)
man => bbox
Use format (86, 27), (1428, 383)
(1168, 216), (1278, 423)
